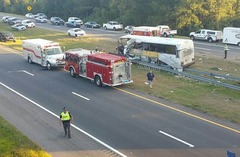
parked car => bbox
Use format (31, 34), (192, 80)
(8, 17), (21, 25)
(35, 17), (48, 23)
(0, 31), (16, 42)
(124, 25), (134, 34)
(21, 20), (35, 28)
(84, 21), (100, 28)
(67, 17), (83, 25)
(50, 17), (65, 25)
(2, 16), (11, 23)
(35, 13), (47, 19)
(12, 24), (27, 31)
(67, 28), (86, 37)
(25, 13), (35, 19)
(66, 21), (81, 28)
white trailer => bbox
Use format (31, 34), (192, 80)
(22, 39), (65, 69)
(223, 27), (240, 46)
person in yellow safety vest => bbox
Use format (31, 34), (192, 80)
(224, 44), (229, 59)
(59, 107), (73, 138)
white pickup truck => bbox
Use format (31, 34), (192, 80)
(103, 21), (123, 31)
(156, 25), (177, 37)
(189, 29), (223, 43)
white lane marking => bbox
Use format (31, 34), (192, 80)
(8, 70), (34, 76)
(20, 70), (34, 76)
(195, 47), (211, 51)
(159, 131), (194, 148)
(0, 82), (127, 157)
(72, 92), (90, 101)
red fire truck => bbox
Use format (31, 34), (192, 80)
(65, 48), (133, 86)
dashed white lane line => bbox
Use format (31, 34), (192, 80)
(20, 70), (34, 76)
(72, 92), (90, 101)
(8, 70), (34, 76)
(0, 82), (127, 157)
(159, 130), (195, 148)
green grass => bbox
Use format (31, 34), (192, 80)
(1, 19), (240, 155)
(0, 116), (51, 157)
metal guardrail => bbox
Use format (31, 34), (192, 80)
(184, 68), (240, 81)
(131, 60), (240, 91)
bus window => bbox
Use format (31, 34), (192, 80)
(165, 45), (176, 55)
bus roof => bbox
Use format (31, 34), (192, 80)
(120, 35), (192, 46)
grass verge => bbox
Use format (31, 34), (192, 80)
(0, 116), (51, 157)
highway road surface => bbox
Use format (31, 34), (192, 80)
(1, 45), (240, 157)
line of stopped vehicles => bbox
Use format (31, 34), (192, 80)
(2, 12), (240, 47)
(1, 13), (104, 37)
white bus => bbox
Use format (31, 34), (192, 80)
(118, 35), (195, 71)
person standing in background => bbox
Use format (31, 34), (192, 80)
(224, 44), (229, 59)
(147, 70), (155, 88)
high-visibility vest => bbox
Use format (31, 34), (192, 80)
(61, 112), (71, 121)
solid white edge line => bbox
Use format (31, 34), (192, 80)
(0, 82), (127, 157)
(72, 92), (90, 101)
(159, 131), (194, 148)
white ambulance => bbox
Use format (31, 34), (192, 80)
(22, 39), (65, 69)
(223, 27), (240, 46)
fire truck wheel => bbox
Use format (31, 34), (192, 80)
(47, 62), (51, 70)
(28, 57), (32, 64)
(94, 75), (102, 87)
(70, 68), (76, 77)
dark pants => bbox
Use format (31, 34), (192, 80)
(62, 121), (71, 138)
(224, 50), (227, 59)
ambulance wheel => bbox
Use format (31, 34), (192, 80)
(28, 57), (32, 64)
(70, 68), (76, 77)
(46, 62), (51, 70)
(94, 75), (102, 87)
(237, 42), (240, 47)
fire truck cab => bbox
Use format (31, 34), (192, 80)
(65, 48), (133, 86)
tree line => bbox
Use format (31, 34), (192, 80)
(1, 0), (240, 35)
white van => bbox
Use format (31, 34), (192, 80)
(223, 27), (240, 46)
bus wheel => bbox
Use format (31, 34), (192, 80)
(47, 62), (51, 70)
(94, 75), (102, 87)
(28, 57), (32, 64)
(70, 68), (76, 77)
